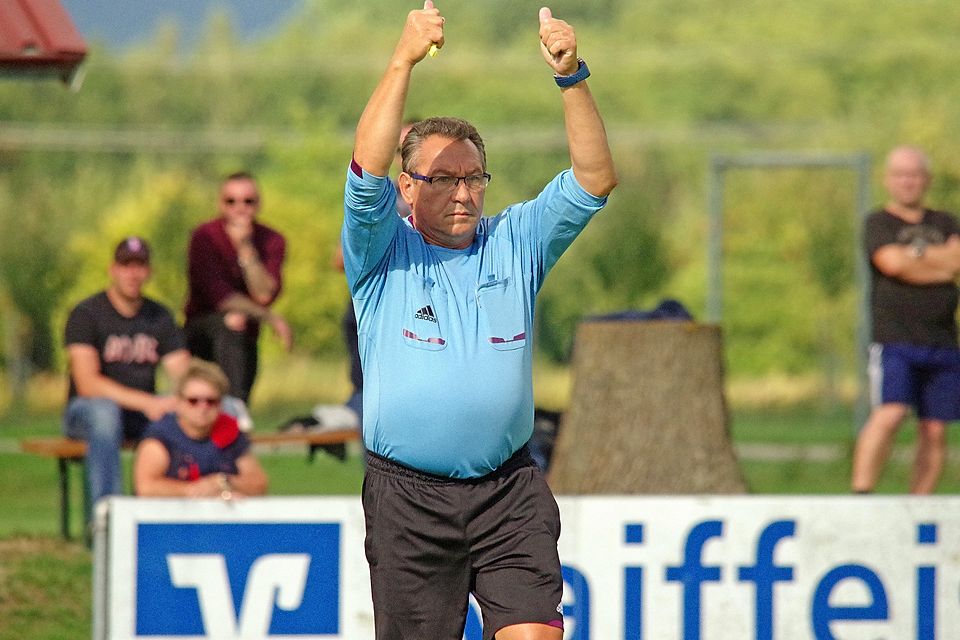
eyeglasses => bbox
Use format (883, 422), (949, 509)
(182, 396), (221, 407)
(408, 172), (491, 192)
(223, 197), (259, 206)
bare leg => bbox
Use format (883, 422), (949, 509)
(851, 403), (909, 492)
(910, 418), (946, 494)
(496, 623), (563, 640)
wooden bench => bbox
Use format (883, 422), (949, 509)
(20, 429), (361, 541)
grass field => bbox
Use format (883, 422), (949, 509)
(2, 367), (960, 639)
(0, 431), (366, 640)
(5, 398), (956, 537)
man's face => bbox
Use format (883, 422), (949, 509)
(219, 178), (261, 227)
(399, 135), (485, 249)
(884, 149), (930, 209)
(175, 378), (222, 434)
(109, 260), (150, 300)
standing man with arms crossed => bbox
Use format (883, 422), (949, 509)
(64, 237), (191, 521)
(184, 171), (292, 406)
(343, 3), (616, 638)
(852, 145), (960, 494)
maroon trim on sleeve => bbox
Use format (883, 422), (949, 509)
(350, 157), (364, 178)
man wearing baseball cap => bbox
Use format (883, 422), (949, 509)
(63, 236), (190, 524)
(112, 235), (151, 263)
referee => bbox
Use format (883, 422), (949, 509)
(342, 3), (617, 638)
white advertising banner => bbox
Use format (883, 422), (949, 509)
(94, 495), (960, 639)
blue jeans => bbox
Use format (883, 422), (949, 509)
(63, 397), (147, 521)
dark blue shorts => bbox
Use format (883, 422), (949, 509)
(868, 343), (960, 420)
(362, 445), (563, 640)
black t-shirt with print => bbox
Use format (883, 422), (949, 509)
(864, 208), (960, 346)
(64, 291), (185, 400)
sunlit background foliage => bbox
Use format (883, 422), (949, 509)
(2, 0), (960, 406)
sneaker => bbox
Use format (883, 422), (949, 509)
(310, 404), (360, 431)
(221, 396), (254, 432)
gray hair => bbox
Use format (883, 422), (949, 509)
(401, 117), (487, 174)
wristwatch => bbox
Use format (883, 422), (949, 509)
(909, 238), (927, 259)
(217, 473), (233, 500)
(554, 58), (590, 88)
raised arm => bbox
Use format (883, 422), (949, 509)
(539, 7), (617, 197)
(353, 1), (444, 176)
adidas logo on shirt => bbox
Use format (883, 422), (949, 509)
(414, 305), (438, 323)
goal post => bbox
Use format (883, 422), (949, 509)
(706, 151), (872, 430)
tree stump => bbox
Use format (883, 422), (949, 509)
(548, 321), (747, 494)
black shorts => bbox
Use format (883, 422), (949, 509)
(362, 445), (563, 640)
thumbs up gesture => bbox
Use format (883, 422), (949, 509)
(398, 0), (445, 64)
(538, 7), (578, 76)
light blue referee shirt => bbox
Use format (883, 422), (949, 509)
(342, 163), (607, 477)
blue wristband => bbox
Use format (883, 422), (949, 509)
(554, 58), (590, 88)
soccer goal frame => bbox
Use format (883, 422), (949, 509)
(706, 151), (873, 427)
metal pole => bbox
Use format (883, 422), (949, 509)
(706, 157), (725, 323)
(853, 153), (873, 433)
(705, 150), (872, 422)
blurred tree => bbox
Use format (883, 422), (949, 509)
(536, 149), (672, 361)
(257, 118), (354, 357)
(0, 178), (79, 372)
(2, 0), (960, 390)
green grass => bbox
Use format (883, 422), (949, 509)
(0, 424), (364, 640)
(4, 401), (958, 537)
(731, 402), (915, 446)
(4, 400), (960, 640)
(0, 537), (91, 640)
(739, 454), (960, 495)
(0, 448), (364, 539)
(731, 404), (858, 444)
(731, 403), (960, 493)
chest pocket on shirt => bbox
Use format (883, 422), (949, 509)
(402, 277), (446, 351)
(477, 277), (528, 351)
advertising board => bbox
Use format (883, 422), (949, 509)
(94, 496), (960, 639)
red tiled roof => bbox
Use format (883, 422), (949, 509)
(0, 0), (86, 82)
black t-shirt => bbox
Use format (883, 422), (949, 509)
(65, 291), (186, 399)
(864, 208), (960, 346)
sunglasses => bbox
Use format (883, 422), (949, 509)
(182, 396), (221, 407)
(223, 197), (259, 206)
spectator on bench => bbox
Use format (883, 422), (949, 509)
(134, 359), (267, 498)
(63, 237), (191, 520)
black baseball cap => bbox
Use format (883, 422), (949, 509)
(114, 236), (151, 264)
